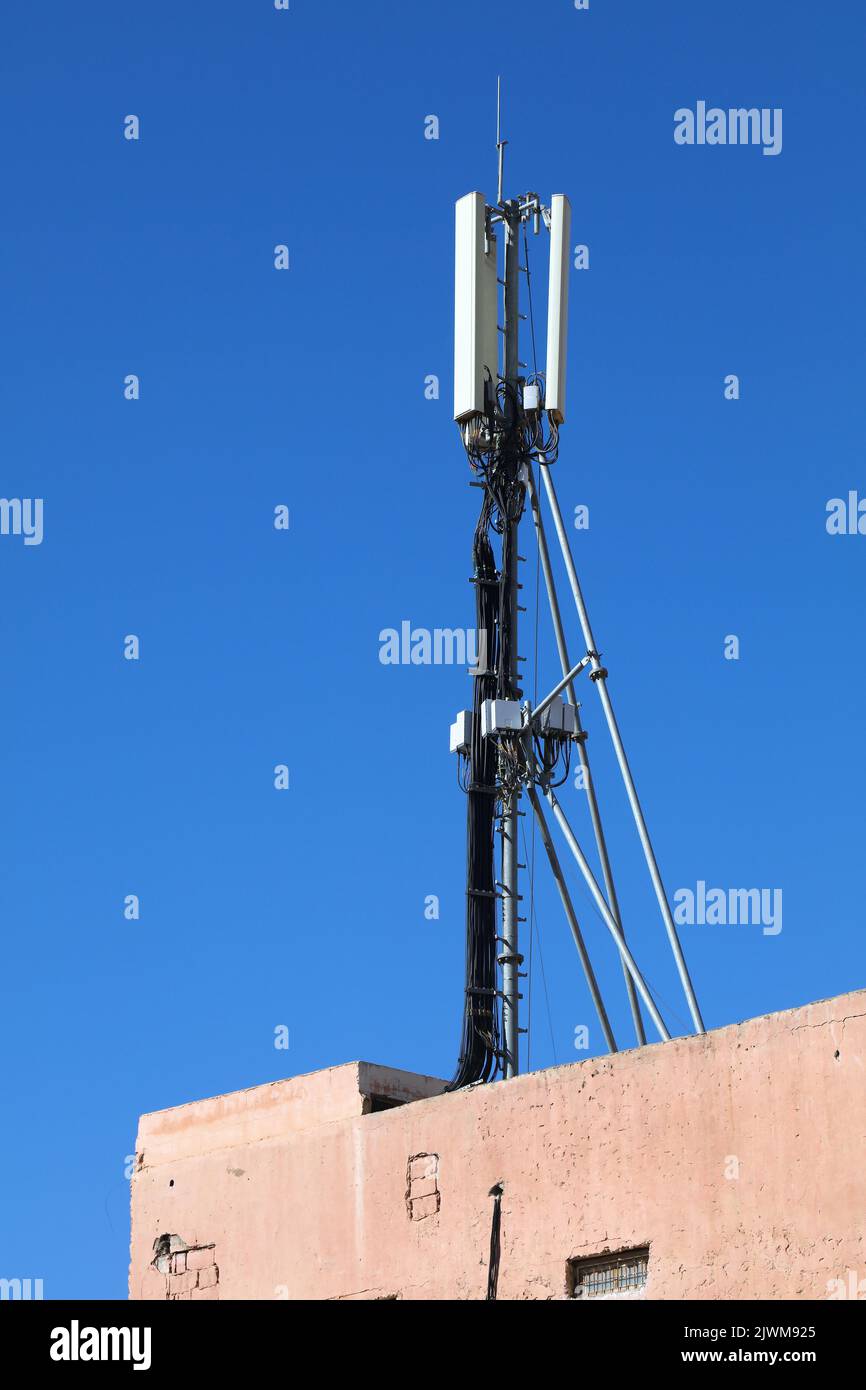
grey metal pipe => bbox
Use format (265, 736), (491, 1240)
(526, 464), (647, 1046)
(545, 788), (670, 1042)
(538, 461), (705, 1035)
(526, 786), (617, 1054)
(527, 655), (590, 726)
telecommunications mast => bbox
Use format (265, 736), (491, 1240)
(448, 83), (704, 1086)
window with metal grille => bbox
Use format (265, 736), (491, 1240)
(567, 1247), (649, 1299)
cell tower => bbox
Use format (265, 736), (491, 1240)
(448, 84), (704, 1087)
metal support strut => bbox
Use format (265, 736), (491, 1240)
(526, 463), (647, 1046)
(526, 785), (617, 1053)
(537, 460), (705, 1035)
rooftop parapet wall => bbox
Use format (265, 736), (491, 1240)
(129, 991), (866, 1301)
(136, 1062), (447, 1168)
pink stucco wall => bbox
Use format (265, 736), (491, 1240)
(129, 991), (866, 1300)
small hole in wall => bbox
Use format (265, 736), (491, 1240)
(364, 1094), (406, 1114)
(834, 1050), (840, 1060)
(169, 1179), (174, 1187)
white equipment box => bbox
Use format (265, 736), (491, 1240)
(535, 696), (577, 737)
(449, 710), (472, 754)
(481, 699), (523, 740)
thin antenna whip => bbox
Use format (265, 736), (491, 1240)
(496, 76), (506, 205)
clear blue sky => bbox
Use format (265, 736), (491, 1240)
(1, 1), (863, 1299)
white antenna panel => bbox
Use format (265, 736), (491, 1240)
(545, 193), (571, 424)
(454, 192), (499, 423)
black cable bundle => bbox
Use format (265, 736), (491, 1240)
(449, 489), (502, 1089)
(449, 458), (528, 1089)
(486, 1183), (503, 1300)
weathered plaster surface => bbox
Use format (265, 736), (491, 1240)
(129, 993), (866, 1300)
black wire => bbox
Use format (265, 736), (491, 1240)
(486, 1184), (503, 1300)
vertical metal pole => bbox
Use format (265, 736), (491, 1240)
(526, 465), (647, 1046)
(500, 200), (522, 1078)
(538, 461), (705, 1034)
(496, 77), (505, 208)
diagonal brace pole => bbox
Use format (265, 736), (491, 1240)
(544, 785), (670, 1042)
(526, 464), (647, 1045)
(538, 460), (705, 1034)
(526, 655), (591, 726)
(526, 785), (617, 1054)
